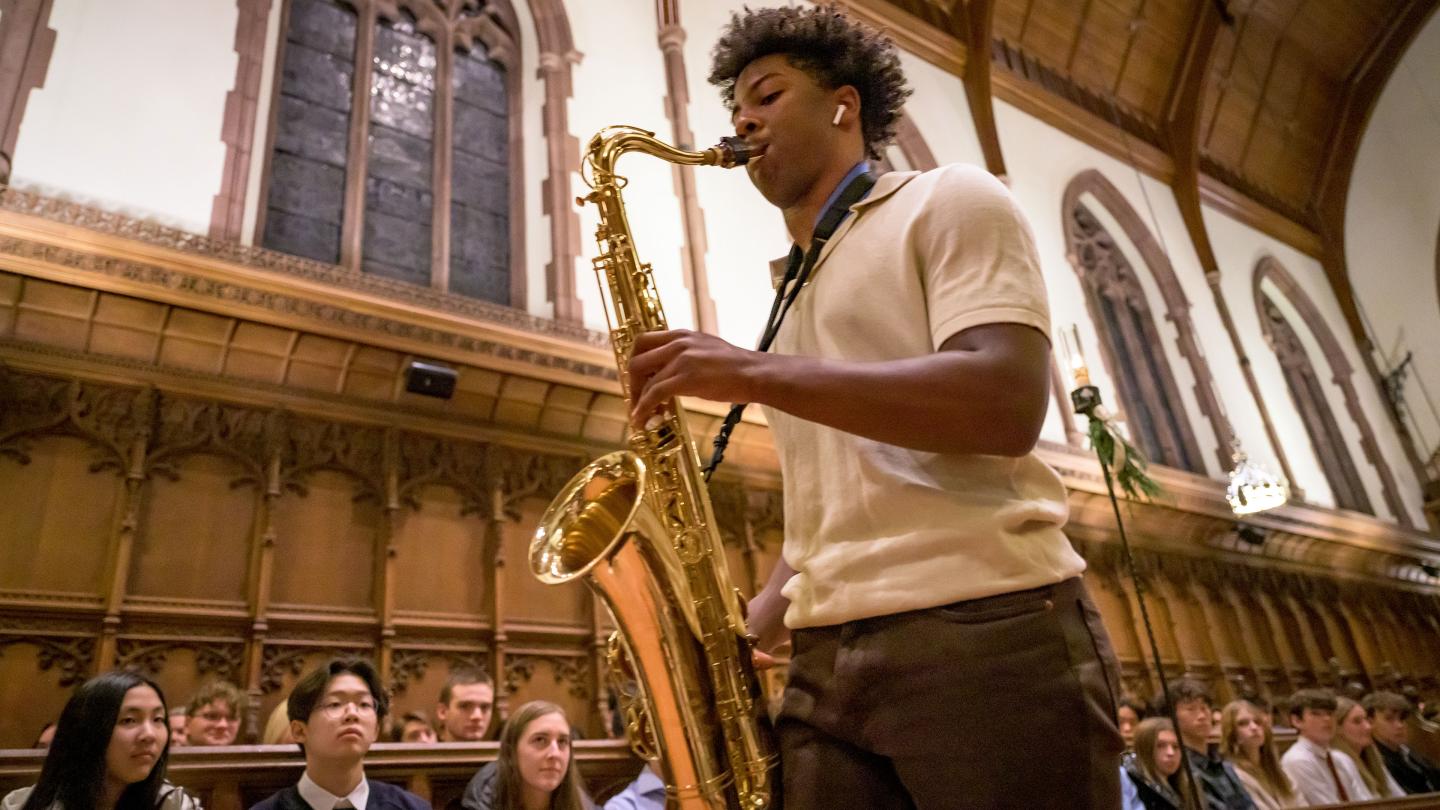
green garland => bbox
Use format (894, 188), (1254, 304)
(1085, 409), (1164, 503)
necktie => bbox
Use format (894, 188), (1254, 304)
(335, 802), (354, 810)
(1324, 751), (1350, 802)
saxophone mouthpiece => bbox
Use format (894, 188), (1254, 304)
(718, 136), (763, 167)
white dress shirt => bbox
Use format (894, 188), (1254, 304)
(298, 771), (370, 810)
(1280, 736), (1375, 805)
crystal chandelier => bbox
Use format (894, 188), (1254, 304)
(1225, 440), (1288, 515)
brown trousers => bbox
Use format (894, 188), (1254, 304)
(777, 577), (1124, 809)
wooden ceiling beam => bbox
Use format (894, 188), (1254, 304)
(1160, 0), (1223, 278)
(959, 0), (1006, 177)
(1313, 0), (1439, 350)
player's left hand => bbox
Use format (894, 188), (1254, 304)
(628, 329), (762, 427)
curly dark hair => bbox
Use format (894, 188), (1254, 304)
(708, 6), (911, 159)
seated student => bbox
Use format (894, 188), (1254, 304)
(1280, 688), (1374, 805)
(461, 700), (593, 810)
(1119, 695), (1148, 750)
(2, 671), (199, 810)
(1219, 700), (1305, 809)
(30, 723), (56, 750)
(263, 701), (296, 746)
(1122, 717), (1204, 810)
(1333, 696), (1403, 797)
(437, 669), (495, 742)
(1364, 690), (1440, 794)
(602, 763), (664, 810)
(390, 711), (437, 744)
(185, 680), (246, 746)
(250, 657), (429, 810)
(168, 709), (188, 747)
(1158, 679), (1256, 810)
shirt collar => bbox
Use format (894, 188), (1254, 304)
(298, 771), (369, 810)
(813, 161), (871, 228)
(1296, 736), (1329, 757)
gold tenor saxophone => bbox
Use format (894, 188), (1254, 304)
(528, 126), (776, 810)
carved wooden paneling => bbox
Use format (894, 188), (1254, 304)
(0, 637), (94, 747)
(0, 435), (115, 595)
(269, 469), (382, 610)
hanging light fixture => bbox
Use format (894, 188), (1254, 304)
(1225, 439), (1288, 515)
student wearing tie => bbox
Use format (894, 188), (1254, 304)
(251, 658), (430, 810)
(1279, 689), (1373, 806)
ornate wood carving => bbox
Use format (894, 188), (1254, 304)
(0, 370), (151, 473)
(494, 446), (581, 519)
(114, 639), (245, 684)
(504, 653), (589, 700)
(1, 189), (606, 348)
(0, 635), (94, 686)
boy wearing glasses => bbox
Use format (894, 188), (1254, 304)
(252, 657), (430, 810)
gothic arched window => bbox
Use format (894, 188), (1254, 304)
(1062, 170), (1232, 476)
(257, 0), (519, 307)
(1069, 203), (1202, 472)
(1257, 294), (1372, 513)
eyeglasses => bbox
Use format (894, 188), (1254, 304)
(318, 699), (377, 718)
(198, 711), (237, 724)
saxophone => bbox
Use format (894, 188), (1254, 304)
(529, 127), (776, 810)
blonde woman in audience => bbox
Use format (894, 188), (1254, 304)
(462, 700), (594, 810)
(1, 671), (200, 810)
(261, 699), (296, 745)
(1220, 700), (1305, 808)
(1122, 717), (1204, 810)
(1333, 696), (1404, 798)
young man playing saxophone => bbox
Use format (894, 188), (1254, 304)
(626, 7), (1123, 808)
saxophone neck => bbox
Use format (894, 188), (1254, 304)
(585, 126), (756, 181)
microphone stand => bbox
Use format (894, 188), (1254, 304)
(1070, 382), (1201, 810)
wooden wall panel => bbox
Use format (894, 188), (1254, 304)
(0, 436), (113, 595)
(499, 499), (586, 625)
(502, 656), (594, 737)
(131, 454), (256, 604)
(0, 641), (82, 748)
(393, 486), (491, 619)
(270, 471), (380, 610)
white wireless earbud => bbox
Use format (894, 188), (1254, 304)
(832, 104), (847, 126)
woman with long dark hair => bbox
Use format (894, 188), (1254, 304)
(462, 700), (593, 810)
(1, 671), (201, 810)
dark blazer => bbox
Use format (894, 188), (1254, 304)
(250, 778), (432, 810)
(1378, 741), (1440, 795)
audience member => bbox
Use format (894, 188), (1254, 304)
(1157, 678), (1255, 810)
(1279, 688), (1373, 804)
(603, 763), (664, 810)
(168, 709), (188, 747)
(30, 723), (56, 750)
(250, 657), (429, 810)
(437, 669), (495, 742)
(1, 671), (199, 810)
(1119, 695), (1147, 750)
(1333, 696), (1403, 798)
(263, 701), (296, 746)
(1122, 717), (1203, 810)
(391, 711), (438, 744)
(461, 700), (593, 810)
(1219, 700), (1304, 809)
(1364, 690), (1440, 794)
(185, 680), (246, 746)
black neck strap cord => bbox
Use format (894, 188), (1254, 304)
(703, 171), (876, 481)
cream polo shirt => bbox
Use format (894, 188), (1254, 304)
(760, 163), (1083, 629)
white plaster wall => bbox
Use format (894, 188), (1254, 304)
(566, 0), (694, 333)
(993, 100), (1241, 478)
(679, 0), (794, 352)
(1346, 12), (1440, 466)
(1205, 205), (1426, 525)
(11, 0), (237, 234)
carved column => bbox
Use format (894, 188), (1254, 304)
(96, 386), (157, 674)
(1153, 565), (1222, 698)
(1186, 564), (1249, 702)
(1335, 588), (1386, 682)
(1252, 587), (1313, 687)
(489, 481), (511, 720)
(1218, 580), (1289, 699)
(240, 410), (285, 740)
(1273, 576), (1330, 682)
(376, 428), (402, 684)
